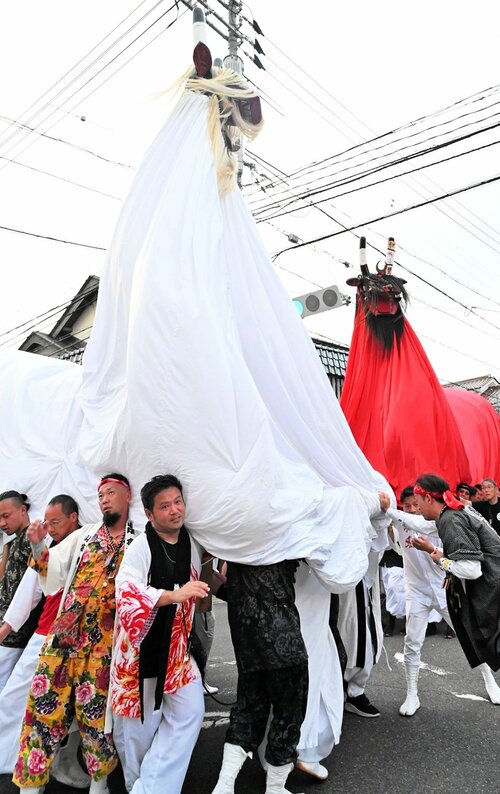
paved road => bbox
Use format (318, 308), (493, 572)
(2, 601), (500, 794)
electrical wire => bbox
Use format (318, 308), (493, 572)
(266, 217), (500, 346)
(0, 154), (122, 201)
(0, 2), (182, 170)
(0, 114), (134, 170)
(245, 103), (500, 203)
(247, 150), (500, 311)
(0, 284), (100, 343)
(0, 0), (172, 155)
(250, 122), (500, 219)
(0, 223), (106, 250)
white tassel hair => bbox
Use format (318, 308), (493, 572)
(167, 66), (264, 196)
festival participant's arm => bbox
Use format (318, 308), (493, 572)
(0, 567), (44, 641)
(0, 540), (10, 580)
(412, 534), (482, 579)
(28, 521), (82, 595)
(387, 508), (438, 536)
(115, 537), (209, 647)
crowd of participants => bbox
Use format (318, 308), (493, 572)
(0, 473), (499, 794)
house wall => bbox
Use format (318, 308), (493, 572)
(71, 303), (97, 341)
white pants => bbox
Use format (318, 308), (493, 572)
(113, 675), (204, 794)
(0, 633), (45, 772)
(0, 645), (24, 694)
(344, 621), (374, 698)
(381, 567), (406, 618)
(404, 601), (452, 666)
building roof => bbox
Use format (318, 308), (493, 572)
(312, 337), (349, 378)
(50, 275), (99, 339)
(448, 374), (500, 392)
(446, 374), (500, 414)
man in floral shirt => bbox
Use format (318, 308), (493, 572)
(13, 473), (136, 794)
(111, 474), (211, 794)
(0, 491), (42, 693)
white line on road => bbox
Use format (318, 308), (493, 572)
(450, 692), (488, 702)
(202, 711), (230, 729)
(394, 651), (452, 676)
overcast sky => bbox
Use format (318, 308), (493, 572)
(1, 0), (500, 383)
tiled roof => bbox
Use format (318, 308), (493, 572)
(312, 338), (349, 378)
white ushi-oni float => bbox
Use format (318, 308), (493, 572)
(0, 34), (395, 762)
(1, 51), (391, 591)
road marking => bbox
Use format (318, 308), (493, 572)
(208, 660), (236, 666)
(202, 711), (230, 729)
(394, 652), (452, 676)
(451, 692), (488, 702)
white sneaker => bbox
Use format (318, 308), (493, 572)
(204, 682), (219, 695)
(296, 760), (328, 780)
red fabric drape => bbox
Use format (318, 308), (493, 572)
(444, 388), (500, 485)
(340, 308), (472, 499)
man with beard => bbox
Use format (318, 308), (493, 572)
(13, 474), (136, 794)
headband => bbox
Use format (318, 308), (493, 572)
(98, 477), (130, 492)
(414, 484), (463, 511)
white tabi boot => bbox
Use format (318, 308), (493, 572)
(479, 663), (500, 704)
(211, 743), (252, 794)
(88, 776), (109, 794)
(295, 759), (328, 780)
(399, 665), (420, 716)
(51, 731), (91, 789)
(18, 788), (45, 794)
(265, 762), (304, 794)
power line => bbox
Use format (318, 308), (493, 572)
(267, 216), (500, 344)
(0, 2), (181, 169)
(0, 283), (100, 344)
(0, 154), (122, 201)
(0, 223), (106, 250)
(248, 148), (500, 314)
(250, 121), (500, 221)
(246, 103), (500, 205)
(0, 0), (170, 155)
(0, 114), (134, 170)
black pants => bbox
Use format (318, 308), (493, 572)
(226, 663), (309, 766)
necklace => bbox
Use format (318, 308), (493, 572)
(100, 527), (125, 590)
(104, 525), (125, 553)
(161, 540), (177, 565)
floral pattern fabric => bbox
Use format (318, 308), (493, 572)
(13, 652), (116, 787)
(110, 533), (200, 719)
(13, 524), (130, 786)
(31, 526), (123, 658)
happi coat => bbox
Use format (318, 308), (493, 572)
(110, 531), (202, 719)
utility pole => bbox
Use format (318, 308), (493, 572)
(223, 1), (243, 75)
(223, 1), (244, 186)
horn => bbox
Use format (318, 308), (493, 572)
(386, 237), (395, 275)
(359, 236), (369, 277)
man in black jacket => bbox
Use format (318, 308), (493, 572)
(211, 559), (308, 794)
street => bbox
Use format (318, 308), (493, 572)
(2, 599), (500, 794)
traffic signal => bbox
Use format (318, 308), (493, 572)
(292, 285), (342, 318)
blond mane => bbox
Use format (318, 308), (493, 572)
(170, 66), (264, 196)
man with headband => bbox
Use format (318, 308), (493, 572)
(411, 473), (500, 704)
(13, 474), (137, 794)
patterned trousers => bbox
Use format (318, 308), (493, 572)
(13, 652), (117, 787)
(226, 663), (309, 766)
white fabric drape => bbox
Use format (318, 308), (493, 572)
(0, 89), (391, 591)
